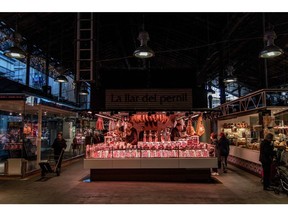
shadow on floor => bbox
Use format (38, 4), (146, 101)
(80, 174), (222, 184)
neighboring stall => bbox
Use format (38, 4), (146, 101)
(217, 89), (288, 176)
(0, 93), (79, 176)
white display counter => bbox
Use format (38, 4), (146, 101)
(229, 146), (260, 165)
(228, 146), (262, 176)
(84, 157), (217, 169)
(84, 157), (217, 181)
(84, 140), (218, 181)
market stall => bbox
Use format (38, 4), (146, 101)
(0, 93), (78, 176)
(83, 111), (218, 181)
(217, 89), (288, 176)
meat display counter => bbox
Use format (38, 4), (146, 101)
(84, 138), (218, 181)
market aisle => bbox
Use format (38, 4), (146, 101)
(0, 158), (287, 204)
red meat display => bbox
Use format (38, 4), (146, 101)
(85, 140), (212, 159)
(96, 117), (104, 130)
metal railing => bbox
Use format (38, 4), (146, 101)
(218, 89), (288, 117)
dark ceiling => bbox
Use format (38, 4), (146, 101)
(1, 12), (288, 96)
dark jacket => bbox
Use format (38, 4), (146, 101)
(170, 127), (180, 141)
(126, 128), (138, 145)
(211, 138), (220, 158)
(218, 136), (230, 156)
(259, 139), (274, 164)
(139, 130), (144, 141)
(52, 138), (67, 156)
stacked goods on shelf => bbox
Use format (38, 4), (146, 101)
(85, 136), (211, 159)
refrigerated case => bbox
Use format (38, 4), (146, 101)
(84, 137), (217, 181)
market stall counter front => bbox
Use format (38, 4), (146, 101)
(84, 140), (218, 182)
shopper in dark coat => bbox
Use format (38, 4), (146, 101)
(219, 132), (230, 173)
(52, 132), (67, 168)
(259, 133), (275, 191)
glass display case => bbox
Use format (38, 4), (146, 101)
(86, 140), (211, 159)
(80, 111), (217, 181)
(84, 135), (218, 182)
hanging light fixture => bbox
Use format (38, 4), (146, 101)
(4, 46), (26, 59)
(4, 30), (26, 59)
(54, 66), (68, 83)
(133, 31), (154, 59)
(79, 82), (89, 96)
(54, 64), (69, 83)
(55, 74), (68, 83)
(79, 89), (89, 96)
(259, 30), (283, 58)
(54, 25), (68, 83)
(223, 75), (237, 83)
(223, 65), (237, 83)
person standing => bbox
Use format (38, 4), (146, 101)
(218, 132), (230, 173)
(170, 123), (182, 141)
(259, 133), (275, 191)
(93, 131), (101, 144)
(125, 121), (138, 146)
(72, 136), (78, 155)
(138, 126), (145, 141)
(51, 132), (67, 170)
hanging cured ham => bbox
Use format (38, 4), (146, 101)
(186, 119), (195, 136)
(96, 117), (104, 130)
(196, 113), (205, 136)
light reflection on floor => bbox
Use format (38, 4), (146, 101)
(82, 178), (91, 183)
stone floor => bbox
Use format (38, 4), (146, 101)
(0, 158), (287, 205)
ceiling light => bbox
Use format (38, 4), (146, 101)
(4, 46), (26, 59)
(133, 31), (154, 59)
(55, 74), (68, 83)
(259, 30), (283, 58)
(223, 76), (237, 83)
(79, 89), (89, 96)
(79, 82), (89, 95)
(223, 65), (237, 83)
(4, 32), (26, 59)
(134, 45), (154, 58)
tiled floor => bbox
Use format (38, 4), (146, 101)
(0, 158), (287, 204)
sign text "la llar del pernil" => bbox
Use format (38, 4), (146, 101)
(111, 93), (188, 105)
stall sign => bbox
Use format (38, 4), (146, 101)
(105, 88), (192, 110)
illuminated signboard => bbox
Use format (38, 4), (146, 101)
(105, 89), (192, 110)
